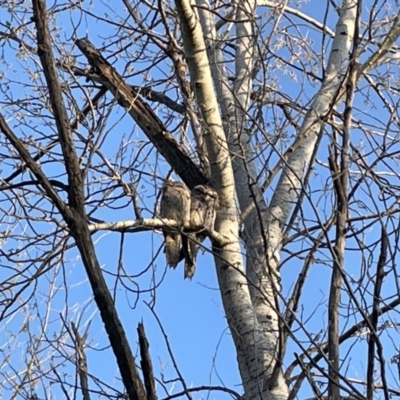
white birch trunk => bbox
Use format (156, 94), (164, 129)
(175, 0), (288, 398)
(197, 0), (289, 397)
(177, 0), (361, 399)
(267, 0), (357, 265)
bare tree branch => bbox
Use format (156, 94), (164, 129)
(75, 38), (208, 190)
(31, 2), (148, 399)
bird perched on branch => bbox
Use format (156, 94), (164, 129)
(182, 185), (219, 279)
(160, 181), (191, 268)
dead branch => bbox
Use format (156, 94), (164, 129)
(75, 37), (208, 190)
(137, 323), (157, 400)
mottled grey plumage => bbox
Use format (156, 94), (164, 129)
(182, 185), (219, 279)
(160, 181), (191, 268)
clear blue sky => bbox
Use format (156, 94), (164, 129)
(0, 1), (399, 399)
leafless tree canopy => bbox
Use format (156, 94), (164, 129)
(0, 0), (399, 399)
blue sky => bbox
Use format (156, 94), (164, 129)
(0, 0), (400, 399)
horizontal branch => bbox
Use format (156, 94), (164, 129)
(88, 218), (231, 247)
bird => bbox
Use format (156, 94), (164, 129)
(181, 185), (219, 279)
(160, 181), (191, 268)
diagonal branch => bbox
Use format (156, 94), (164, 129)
(31, 2), (148, 400)
(0, 114), (66, 213)
(75, 38), (208, 190)
(33, 0), (83, 210)
(2, 87), (107, 185)
(61, 63), (186, 114)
